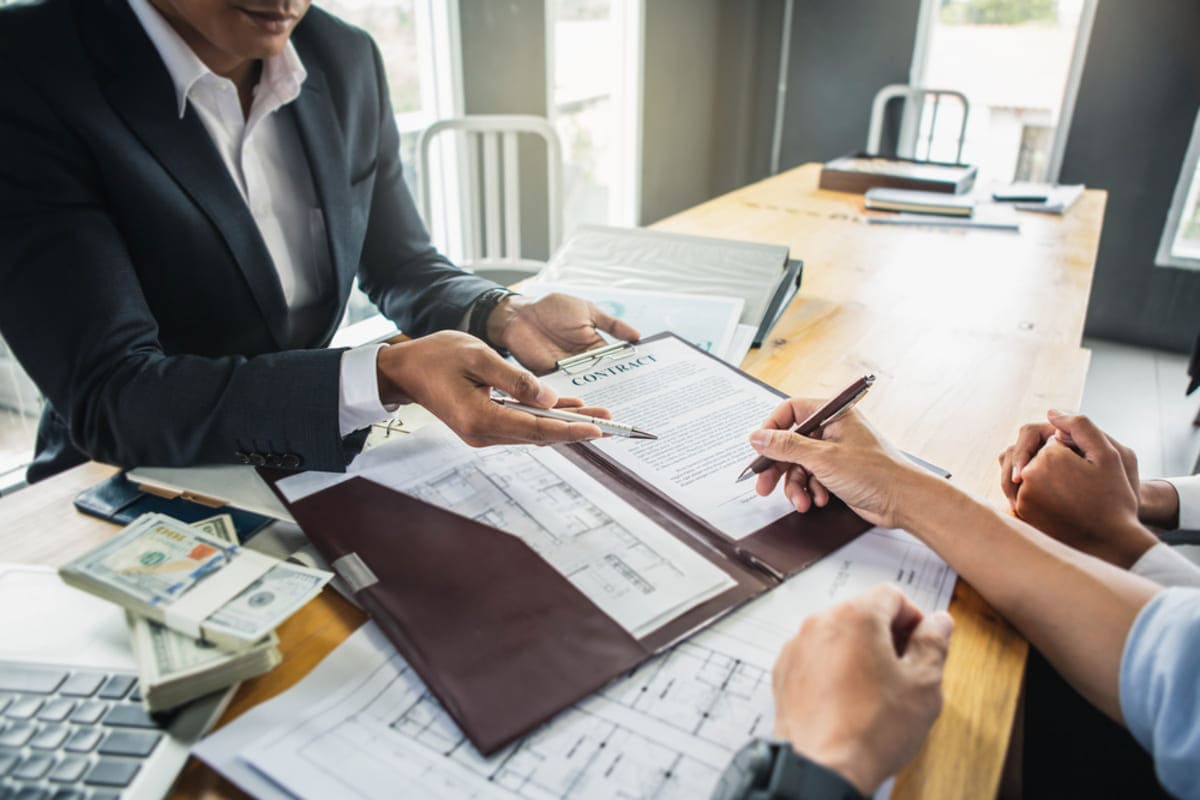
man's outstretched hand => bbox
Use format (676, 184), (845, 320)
(376, 331), (609, 446)
(487, 293), (641, 373)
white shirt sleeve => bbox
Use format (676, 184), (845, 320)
(337, 344), (396, 436)
(1130, 543), (1200, 588)
(1164, 475), (1200, 530)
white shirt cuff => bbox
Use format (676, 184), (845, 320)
(337, 344), (395, 436)
(1164, 475), (1200, 530)
(1130, 542), (1200, 588)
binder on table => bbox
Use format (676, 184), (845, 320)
(534, 225), (803, 347)
(819, 153), (977, 195)
(257, 333), (870, 756)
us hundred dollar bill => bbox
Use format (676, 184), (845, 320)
(127, 515), (283, 710)
(63, 512), (331, 651)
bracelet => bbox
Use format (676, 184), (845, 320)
(467, 288), (516, 354)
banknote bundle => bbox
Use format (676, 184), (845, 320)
(60, 512), (332, 711)
(126, 515), (283, 711)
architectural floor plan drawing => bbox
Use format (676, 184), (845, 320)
(371, 433), (734, 638)
(197, 525), (957, 800)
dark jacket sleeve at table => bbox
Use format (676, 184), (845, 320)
(0, 0), (497, 482)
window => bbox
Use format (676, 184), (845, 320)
(1156, 108), (1200, 271)
(547, 0), (643, 234)
(910, 0), (1095, 182)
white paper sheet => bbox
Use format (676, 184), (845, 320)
(279, 424), (735, 639)
(195, 527), (956, 800)
(522, 282), (745, 362)
(542, 335), (795, 539)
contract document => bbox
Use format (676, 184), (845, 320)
(196, 527), (956, 800)
(543, 334), (796, 539)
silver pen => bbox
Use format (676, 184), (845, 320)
(491, 396), (658, 440)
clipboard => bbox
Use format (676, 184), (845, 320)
(256, 334), (872, 755)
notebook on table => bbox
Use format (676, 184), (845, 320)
(254, 333), (872, 756)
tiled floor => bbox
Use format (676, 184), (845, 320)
(1080, 338), (1200, 480)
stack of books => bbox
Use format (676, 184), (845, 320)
(819, 153), (977, 194)
(864, 187), (975, 217)
(863, 187), (1019, 232)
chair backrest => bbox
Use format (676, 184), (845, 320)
(416, 115), (562, 283)
(867, 84), (970, 164)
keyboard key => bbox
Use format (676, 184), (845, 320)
(12, 752), (53, 781)
(0, 666), (67, 695)
(63, 728), (103, 754)
(48, 756), (88, 783)
(36, 700), (74, 723)
(98, 730), (161, 758)
(95, 677), (134, 702)
(101, 705), (156, 729)
(0, 697), (11, 715)
(14, 788), (49, 800)
(68, 702), (106, 726)
(0, 723), (35, 747)
(50, 790), (86, 800)
(30, 725), (69, 750)
(87, 793), (120, 800)
(83, 758), (140, 788)
(0, 750), (17, 776)
(58, 674), (104, 699)
(5, 698), (43, 720)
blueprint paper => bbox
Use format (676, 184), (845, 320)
(196, 527), (956, 799)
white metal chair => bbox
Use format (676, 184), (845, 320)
(416, 115), (563, 285)
(867, 84), (970, 164)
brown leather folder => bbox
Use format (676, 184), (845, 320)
(259, 335), (872, 755)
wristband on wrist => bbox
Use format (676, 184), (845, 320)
(711, 738), (866, 800)
(467, 288), (516, 355)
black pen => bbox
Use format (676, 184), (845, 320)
(736, 375), (876, 482)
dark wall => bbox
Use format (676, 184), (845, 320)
(1059, 0), (1200, 352)
(773, 0), (921, 170)
(639, 0), (723, 225)
(458, 0), (551, 258)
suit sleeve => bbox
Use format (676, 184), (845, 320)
(0, 60), (352, 473)
(353, 35), (500, 336)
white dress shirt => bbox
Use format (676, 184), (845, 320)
(1130, 475), (1200, 588)
(127, 0), (390, 436)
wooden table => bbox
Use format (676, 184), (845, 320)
(0, 163), (1105, 799)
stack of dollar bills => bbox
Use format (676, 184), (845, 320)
(60, 513), (332, 712)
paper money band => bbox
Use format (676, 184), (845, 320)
(161, 548), (276, 639)
(331, 552), (378, 594)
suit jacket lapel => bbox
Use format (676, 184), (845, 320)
(288, 65), (356, 345)
(83, 0), (292, 350)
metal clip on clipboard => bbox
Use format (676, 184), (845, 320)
(554, 341), (638, 375)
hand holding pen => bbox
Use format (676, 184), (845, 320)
(738, 375), (875, 483)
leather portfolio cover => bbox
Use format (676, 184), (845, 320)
(258, 337), (871, 755)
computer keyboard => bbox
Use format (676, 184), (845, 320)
(0, 662), (168, 800)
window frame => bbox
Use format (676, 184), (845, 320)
(1155, 106), (1200, 271)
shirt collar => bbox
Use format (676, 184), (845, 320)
(126, 0), (307, 120)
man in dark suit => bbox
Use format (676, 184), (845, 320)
(0, 0), (636, 483)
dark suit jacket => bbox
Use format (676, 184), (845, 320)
(0, 0), (498, 482)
